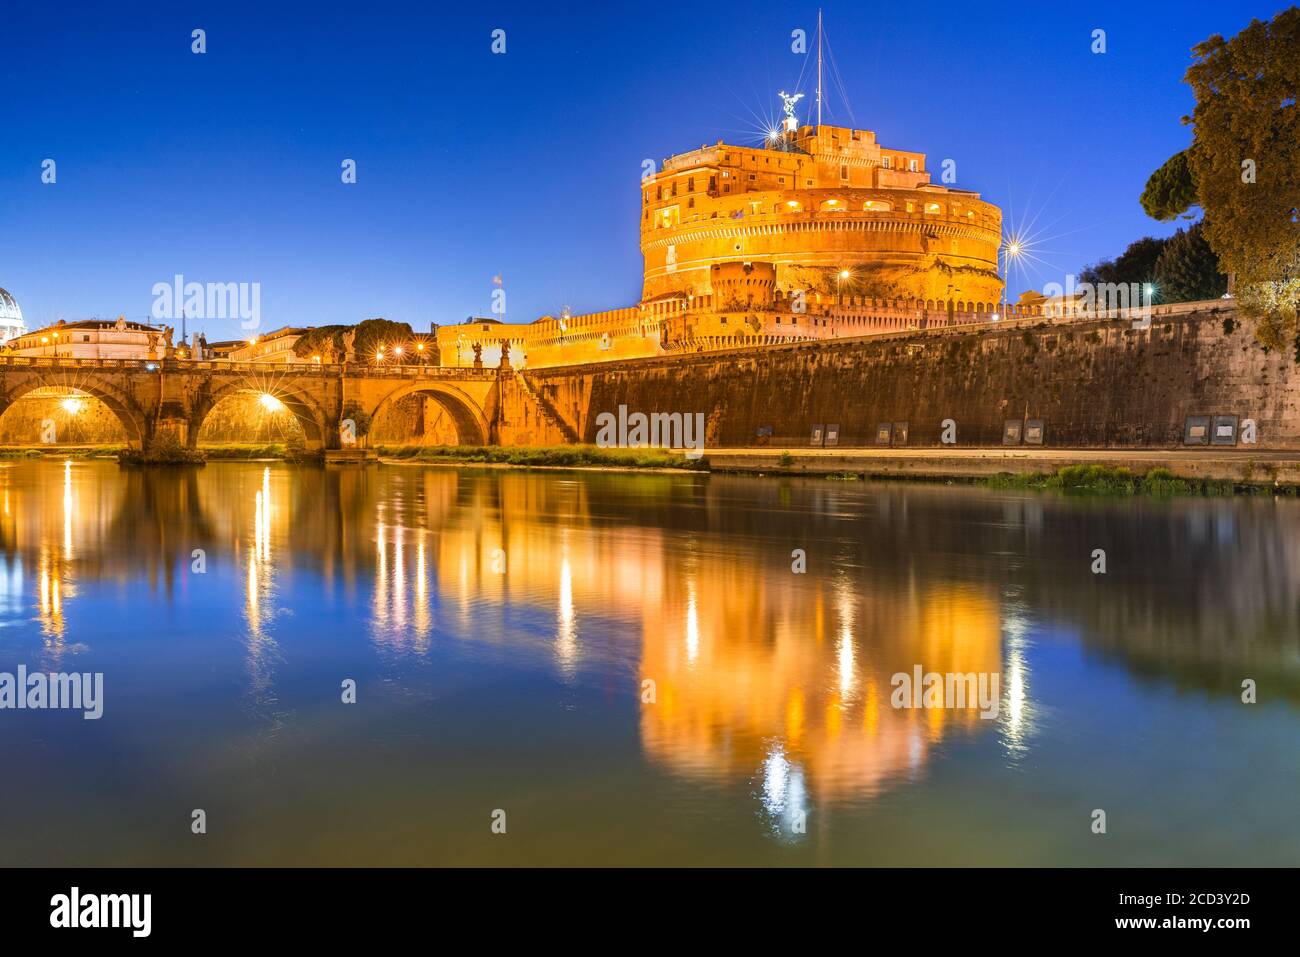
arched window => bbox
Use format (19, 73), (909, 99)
(863, 200), (892, 212)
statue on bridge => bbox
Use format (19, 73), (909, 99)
(499, 339), (511, 370)
(342, 329), (356, 363)
(472, 342), (483, 369)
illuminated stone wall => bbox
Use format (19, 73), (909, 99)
(641, 125), (1002, 306)
(506, 301), (1295, 449)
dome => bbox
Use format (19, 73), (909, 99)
(0, 287), (21, 322)
(0, 288), (27, 344)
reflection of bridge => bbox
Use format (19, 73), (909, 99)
(0, 357), (501, 449)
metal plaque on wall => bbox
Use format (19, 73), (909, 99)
(1183, 416), (1210, 445)
(1211, 415), (1238, 446)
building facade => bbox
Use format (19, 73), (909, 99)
(641, 124), (1002, 307)
(226, 326), (307, 362)
(436, 121), (1011, 370)
(3, 317), (172, 359)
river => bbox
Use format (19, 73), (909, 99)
(0, 459), (1296, 865)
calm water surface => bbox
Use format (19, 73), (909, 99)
(0, 459), (1297, 866)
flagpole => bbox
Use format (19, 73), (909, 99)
(816, 8), (823, 127)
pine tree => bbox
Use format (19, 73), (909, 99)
(1153, 223), (1227, 303)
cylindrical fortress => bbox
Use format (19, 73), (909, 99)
(640, 125), (1003, 310)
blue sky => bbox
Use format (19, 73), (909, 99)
(0, 1), (1273, 338)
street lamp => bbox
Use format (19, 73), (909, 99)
(1000, 238), (1024, 319)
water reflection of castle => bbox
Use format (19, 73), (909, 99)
(6, 462), (1300, 806)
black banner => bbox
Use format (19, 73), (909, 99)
(0, 867), (1281, 943)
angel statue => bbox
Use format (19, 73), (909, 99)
(778, 90), (804, 121)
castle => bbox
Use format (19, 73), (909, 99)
(437, 119), (1028, 370)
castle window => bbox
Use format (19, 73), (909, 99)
(805, 179), (812, 186)
(748, 173), (756, 181)
(840, 164), (848, 180)
(863, 200), (892, 212)
(882, 156), (892, 169)
(671, 182), (677, 196)
(779, 177), (785, 184)
(656, 186), (662, 200)
(708, 175), (716, 192)
(688, 197), (695, 208)
(688, 177), (694, 191)
(925, 202), (942, 215)
(908, 159), (919, 172)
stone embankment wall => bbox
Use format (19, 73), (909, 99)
(497, 302), (1300, 450)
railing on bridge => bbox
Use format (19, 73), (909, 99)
(0, 356), (499, 377)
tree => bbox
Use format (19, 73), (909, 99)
(1180, 9), (1300, 348)
(292, 324), (350, 362)
(291, 318), (419, 365)
(1153, 223), (1227, 303)
(353, 318), (415, 365)
(1140, 150), (1198, 221)
(1081, 236), (1169, 295)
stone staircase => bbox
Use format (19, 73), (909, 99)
(515, 371), (580, 444)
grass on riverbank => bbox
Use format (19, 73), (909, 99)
(375, 444), (708, 470)
(201, 443), (309, 460)
(985, 464), (1258, 496)
(119, 441), (319, 466)
(0, 446), (125, 459)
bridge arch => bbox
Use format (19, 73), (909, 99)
(0, 370), (148, 449)
(368, 382), (490, 446)
(188, 378), (331, 450)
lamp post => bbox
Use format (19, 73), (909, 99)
(1000, 239), (1023, 320)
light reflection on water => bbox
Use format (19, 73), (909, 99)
(0, 459), (1298, 866)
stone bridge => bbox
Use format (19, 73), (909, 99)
(0, 357), (503, 450)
